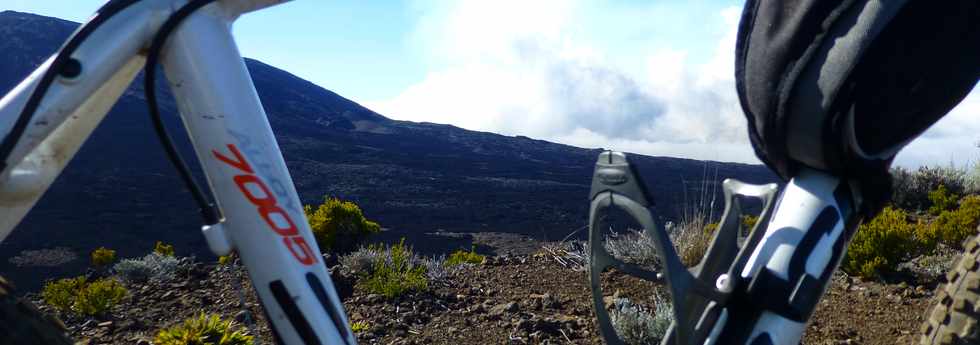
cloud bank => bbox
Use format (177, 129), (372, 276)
(368, 0), (978, 168)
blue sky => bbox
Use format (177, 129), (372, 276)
(5, 0), (978, 168)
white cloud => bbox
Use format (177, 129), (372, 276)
(893, 88), (980, 168)
(369, 0), (978, 168)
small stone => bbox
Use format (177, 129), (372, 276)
(234, 310), (250, 323)
(97, 321), (113, 328)
(365, 294), (383, 303)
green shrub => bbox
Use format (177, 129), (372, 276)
(892, 165), (967, 212)
(73, 279), (126, 316)
(218, 255), (233, 266)
(741, 215), (760, 231)
(445, 246), (485, 266)
(350, 321), (369, 333)
(928, 195), (980, 248)
(90, 247), (117, 267)
(928, 184), (960, 216)
(41, 276), (87, 313)
(155, 313), (253, 345)
(305, 197), (381, 252)
(155, 241), (175, 257)
(843, 206), (921, 278)
(41, 277), (126, 316)
(361, 239), (428, 298)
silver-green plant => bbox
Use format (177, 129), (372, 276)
(114, 252), (192, 283)
(611, 295), (674, 345)
(603, 229), (661, 269)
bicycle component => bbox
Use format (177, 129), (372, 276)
(144, 0), (222, 226)
(158, 4), (354, 344)
(0, 0), (139, 173)
(587, 151), (779, 345)
(0, 275), (73, 345)
(919, 233), (980, 344)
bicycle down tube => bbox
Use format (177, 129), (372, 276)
(0, 1), (356, 344)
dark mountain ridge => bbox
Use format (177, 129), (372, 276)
(0, 11), (777, 289)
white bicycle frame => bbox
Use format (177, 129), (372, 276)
(0, 1), (355, 344)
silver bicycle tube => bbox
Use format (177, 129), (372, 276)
(158, 3), (355, 345)
(0, 0), (170, 243)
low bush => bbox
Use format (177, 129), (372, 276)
(41, 276), (87, 313)
(154, 241), (175, 257)
(421, 255), (459, 283)
(843, 206), (922, 278)
(339, 246), (383, 275)
(603, 230), (660, 269)
(672, 216), (716, 267)
(42, 276), (126, 316)
(114, 252), (192, 283)
(928, 184), (960, 216)
(90, 247), (116, 267)
(305, 197), (381, 253)
(360, 240), (428, 298)
(927, 195), (980, 249)
(741, 215), (760, 231)
(218, 254), (233, 266)
(154, 313), (253, 345)
(445, 246), (485, 266)
(610, 295), (673, 345)
(892, 165), (967, 212)
(73, 279), (126, 316)
(350, 321), (369, 333)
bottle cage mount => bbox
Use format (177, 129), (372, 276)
(587, 151), (779, 345)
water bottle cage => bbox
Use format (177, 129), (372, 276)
(587, 151), (779, 345)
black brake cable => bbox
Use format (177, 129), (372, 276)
(143, 0), (221, 225)
(0, 0), (140, 173)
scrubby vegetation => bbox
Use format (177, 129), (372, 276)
(603, 230), (660, 268)
(741, 215), (759, 231)
(891, 165), (967, 211)
(927, 195), (980, 249)
(362, 240), (429, 298)
(41, 276), (87, 313)
(305, 197), (381, 252)
(671, 215), (717, 267)
(843, 207), (923, 278)
(841, 164), (980, 279)
(41, 276), (126, 316)
(339, 239), (449, 299)
(350, 321), (370, 333)
(73, 279), (127, 316)
(218, 254), (233, 266)
(446, 246), (485, 266)
(154, 241), (176, 257)
(90, 247), (116, 267)
(154, 313), (253, 345)
(114, 252), (193, 283)
(610, 296), (673, 345)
